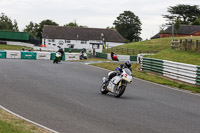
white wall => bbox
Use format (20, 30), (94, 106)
(6, 41), (34, 48)
(42, 38), (124, 53)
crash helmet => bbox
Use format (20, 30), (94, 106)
(125, 60), (131, 68)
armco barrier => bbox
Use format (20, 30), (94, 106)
(0, 51), (6, 58)
(197, 66), (200, 86)
(163, 60), (197, 84)
(102, 53), (137, 61)
(130, 55), (137, 61)
(65, 53), (80, 60)
(96, 52), (107, 59)
(6, 50), (21, 59)
(64, 48), (86, 53)
(117, 55), (130, 61)
(21, 52), (36, 60)
(0, 50), (82, 61)
(141, 57), (199, 85)
(142, 58), (163, 75)
(36, 52), (50, 60)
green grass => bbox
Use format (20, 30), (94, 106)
(104, 37), (200, 65)
(0, 120), (32, 133)
(104, 38), (172, 55)
(115, 37), (200, 51)
(91, 63), (200, 93)
(0, 44), (32, 50)
(0, 108), (50, 133)
(146, 48), (200, 65)
(69, 58), (111, 62)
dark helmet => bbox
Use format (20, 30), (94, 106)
(125, 61), (131, 68)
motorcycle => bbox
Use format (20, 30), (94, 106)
(100, 68), (133, 98)
(111, 52), (119, 61)
(80, 52), (87, 60)
(53, 52), (62, 64)
(112, 54), (119, 61)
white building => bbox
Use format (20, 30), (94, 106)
(42, 25), (125, 52)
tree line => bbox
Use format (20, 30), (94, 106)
(0, 4), (200, 42)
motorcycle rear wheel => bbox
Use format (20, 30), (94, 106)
(100, 83), (108, 94)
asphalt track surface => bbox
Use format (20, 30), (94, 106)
(1, 59), (200, 133)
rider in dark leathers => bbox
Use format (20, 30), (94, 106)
(57, 46), (64, 60)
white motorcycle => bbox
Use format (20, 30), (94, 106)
(53, 52), (62, 64)
(100, 68), (133, 98)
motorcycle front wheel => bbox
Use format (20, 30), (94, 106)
(115, 85), (126, 98)
(100, 83), (108, 94)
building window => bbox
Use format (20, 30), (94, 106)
(92, 44), (100, 49)
(68, 44), (74, 48)
(48, 39), (52, 42)
(81, 40), (87, 44)
(65, 40), (71, 43)
(52, 39), (55, 42)
(48, 43), (51, 45)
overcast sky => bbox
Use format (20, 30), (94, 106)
(0, 0), (198, 40)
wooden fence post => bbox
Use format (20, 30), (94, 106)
(197, 40), (199, 53)
(185, 39), (188, 51)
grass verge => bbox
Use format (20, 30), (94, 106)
(69, 58), (111, 62)
(91, 62), (200, 93)
(0, 108), (51, 133)
(146, 48), (200, 65)
(0, 44), (32, 51)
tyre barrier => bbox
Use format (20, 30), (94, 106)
(0, 50), (80, 61)
(141, 57), (200, 86)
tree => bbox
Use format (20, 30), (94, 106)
(23, 21), (39, 38)
(159, 24), (167, 34)
(192, 16), (200, 25)
(0, 13), (19, 31)
(64, 22), (78, 27)
(64, 22), (88, 28)
(106, 26), (115, 30)
(113, 11), (142, 42)
(174, 18), (181, 31)
(163, 4), (200, 25)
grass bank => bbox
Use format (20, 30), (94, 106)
(146, 48), (200, 65)
(104, 37), (200, 65)
(0, 108), (51, 133)
(91, 62), (200, 93)
(0, 44), (32, 51)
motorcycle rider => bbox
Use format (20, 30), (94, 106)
(105, 61), (132, 83)
(57, 46), (64, 60)
(53, 46), (64, 64)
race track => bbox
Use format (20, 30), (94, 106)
(0, 59), (200, 133)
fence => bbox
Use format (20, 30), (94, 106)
(105, 47), (159, 55)
(0, 50), (81, 61)
(95, 52), (137, 61)
(171, 39), (200, 52)
(64, 48), (86, 53)
(141, 57), (200, 86)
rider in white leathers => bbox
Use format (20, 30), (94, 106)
(105, 61), (132, 83)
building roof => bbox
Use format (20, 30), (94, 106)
(151, 33), (160, 39)
(162, 24), (200, 35)
(42, 25), (125, 43)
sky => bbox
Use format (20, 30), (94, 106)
(0, 0), (198, 40)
